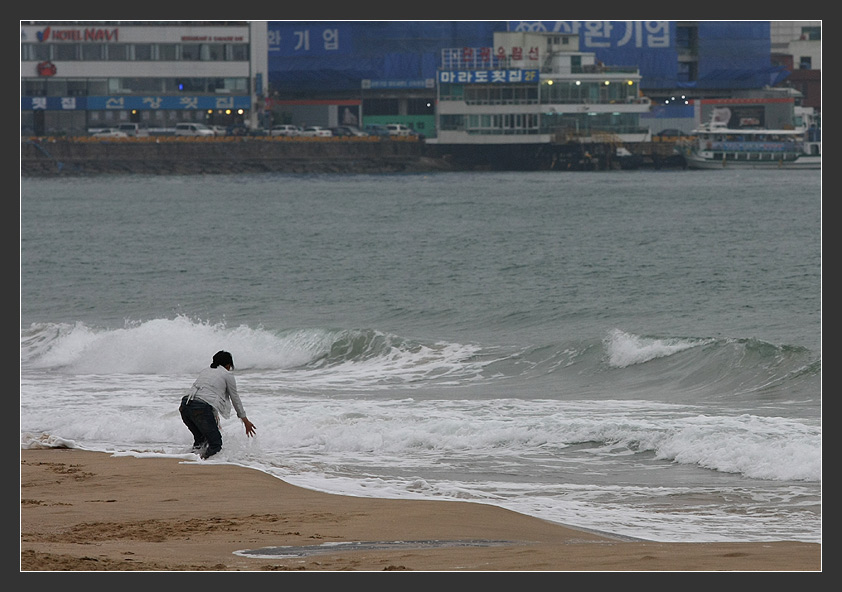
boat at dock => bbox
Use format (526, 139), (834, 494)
(683, 109), (820, 170)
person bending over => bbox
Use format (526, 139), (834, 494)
(179, 350), (256, 459)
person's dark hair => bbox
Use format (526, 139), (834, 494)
(211, 350), (234, 369)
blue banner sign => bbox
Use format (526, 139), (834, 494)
(362, 79), (435, 89)
(22, 95), (251, 111)
(438, 69), (539, 84)
(268, 22), (350, 56)
(508, 21), (672, 50)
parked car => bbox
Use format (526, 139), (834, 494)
(174, 122), (215, 137)
(269, 124), (302, 137)
(208, 125), (228, 136)
(92, 128), (128, 138)
(117, 123), (150, 137)
(386, 123), (413, 137)
(227, 124), (249, 136)
(299, 126), (332, 137)
(332, 126), (368, 137)
(330, 126), (353, 137)
(364, 124), (390, 137)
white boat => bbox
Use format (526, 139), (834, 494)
(683, 109), (820, 170)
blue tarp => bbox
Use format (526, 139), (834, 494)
(693, 22), (783, 88)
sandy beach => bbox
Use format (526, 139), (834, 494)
(20, 448), (820, 572)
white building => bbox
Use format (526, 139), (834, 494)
(432, 32), (650, 147)
(770, 20), (821, 70)
(21, 21), (268, 136)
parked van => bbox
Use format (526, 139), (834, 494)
(174, 123), (215, 137)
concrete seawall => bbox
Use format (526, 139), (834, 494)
(21, 136), (686, 176)
(21, 136), (454, 176)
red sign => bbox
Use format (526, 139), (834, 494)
(37, 61), (57, 77)
(37, 26), (118, 42)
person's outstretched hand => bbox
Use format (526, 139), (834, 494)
(242, 417), (257, 438)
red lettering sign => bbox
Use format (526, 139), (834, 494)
(38, 26), (118, 42)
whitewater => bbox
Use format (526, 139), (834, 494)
(21, 170), (821, 543)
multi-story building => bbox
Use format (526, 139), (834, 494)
(21, 21), (268, 136)
(21, 21), (818, 140)
(434, 31), (650, 146)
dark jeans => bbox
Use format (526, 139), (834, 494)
(180, 396), (222, 459)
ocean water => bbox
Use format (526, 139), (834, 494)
(20, 170), (821, 544)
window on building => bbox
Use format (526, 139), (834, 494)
(181, 44), (201, 60)
(229, 44), (249, 61)
(201, 44), (225, 61)
(23, 80), (47, 97)
(106, 44), (128, 61)
(364, 98), (399, 115)
(87, 79), (108, 95)
(23, 43), (51, 61)
(158, 44), (178, 60)
(54, 44), (79, 61)
(133, 44), (154, 60)
(801, 27), (820, 41)
(66, 79), (88, 97)
(799, 57), (812, 69)
(81, 44), (105, 60)
(407, 98), (434, 115)
(123, 77), (163, 93)
(45, 78), (68, 97)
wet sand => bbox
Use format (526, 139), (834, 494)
(20, 448), (821, 571)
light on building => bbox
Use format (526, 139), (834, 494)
(575, 80), (581, 86)
(604, 80), (610, 85)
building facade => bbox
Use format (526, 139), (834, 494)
(434, 32), (650, 146)
(20, 21), (818, 138)
(21, 21), (269, 136)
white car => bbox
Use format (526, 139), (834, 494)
(270, 124), (302, 137)
(117, 123), (150, 137)
(299, 126), (333, 137)
(92, 128), (129, 138)
(386, 123), (413, 137)
(174, 123), (215, 137)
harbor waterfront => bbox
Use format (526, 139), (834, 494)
(21, 136), (687, 176)
(21, 170), (821, 546)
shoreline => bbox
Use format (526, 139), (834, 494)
(20, 448), (821, 572)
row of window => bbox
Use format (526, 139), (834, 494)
(21, 42), (249, 62)
(439, 81), (640, 105)
(439, 112), (645, 135)
(22, 77), (249, 97)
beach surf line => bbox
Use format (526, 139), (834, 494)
(234, 539), (516, 559)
